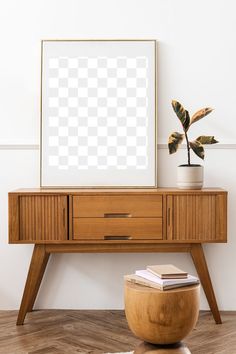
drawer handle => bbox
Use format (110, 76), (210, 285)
(104, 235), (132, 240)
(104, 213), (132, 218)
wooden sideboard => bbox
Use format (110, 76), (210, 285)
(8, 188), (227, 325)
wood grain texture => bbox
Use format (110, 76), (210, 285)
(8, 194), (19, 242)
(166, 195), (173, 241)
(0, 310), (235, 354)
(73, 195), (163, 217)
(216, 194), (227, 241)
(190, 243), (221, 324)
(168, 194), (226, 242)
(162, 195), (167, 240)
(68, 194), (73, 241)
(134, 341), (191, 353)
(19, 196), (68, 241)
(45, 243), (192, 253)
(125, 281), (200, 345)
(173, 195), (215, 241)
(17, 245), (50, 325)
(73, 217), (163, 240)
(10, 187), (227, 194)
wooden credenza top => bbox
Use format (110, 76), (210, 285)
(9, 187), (227, 195)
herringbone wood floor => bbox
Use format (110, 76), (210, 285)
(0, 310), (235, 354)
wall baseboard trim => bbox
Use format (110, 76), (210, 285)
(0, 143), (235, 150)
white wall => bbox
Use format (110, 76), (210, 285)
(0, 0), (236, 311)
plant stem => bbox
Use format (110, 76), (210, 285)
(184, 131), (191, 166)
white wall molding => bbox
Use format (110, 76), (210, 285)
(0, 144), (39, 150)
(157, 143), (236, 150)
(0, 142), (235, 150)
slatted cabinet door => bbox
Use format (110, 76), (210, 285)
(19, 195), (68, 242)
(167, 194), (227, 242)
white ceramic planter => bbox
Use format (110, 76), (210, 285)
(177, 165), (203, 190)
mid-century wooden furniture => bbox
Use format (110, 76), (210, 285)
(125, 281), (200, 347)
(8, 188), (227, 325)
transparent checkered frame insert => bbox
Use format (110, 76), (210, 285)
(48, 56), (148, 170)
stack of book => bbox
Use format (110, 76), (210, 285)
(125, 264), (199, 291)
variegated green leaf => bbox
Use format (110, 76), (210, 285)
(168, 132), (184, 154)
(190, 140), (205, 160)
(196, 136), (218, 144)
(171, 100), (190, 131)
(190, 107), (213, 125)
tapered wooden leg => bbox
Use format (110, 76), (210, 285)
(17, 245), (50, 325)
(190, 243), (222, 324)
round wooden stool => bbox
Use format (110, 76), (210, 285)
(125, 281), (200, 347)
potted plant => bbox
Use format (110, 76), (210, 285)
(168, 100), (218, 189)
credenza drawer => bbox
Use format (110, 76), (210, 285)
(73, 195), (163, 218)
(73, 218), (163, 240)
